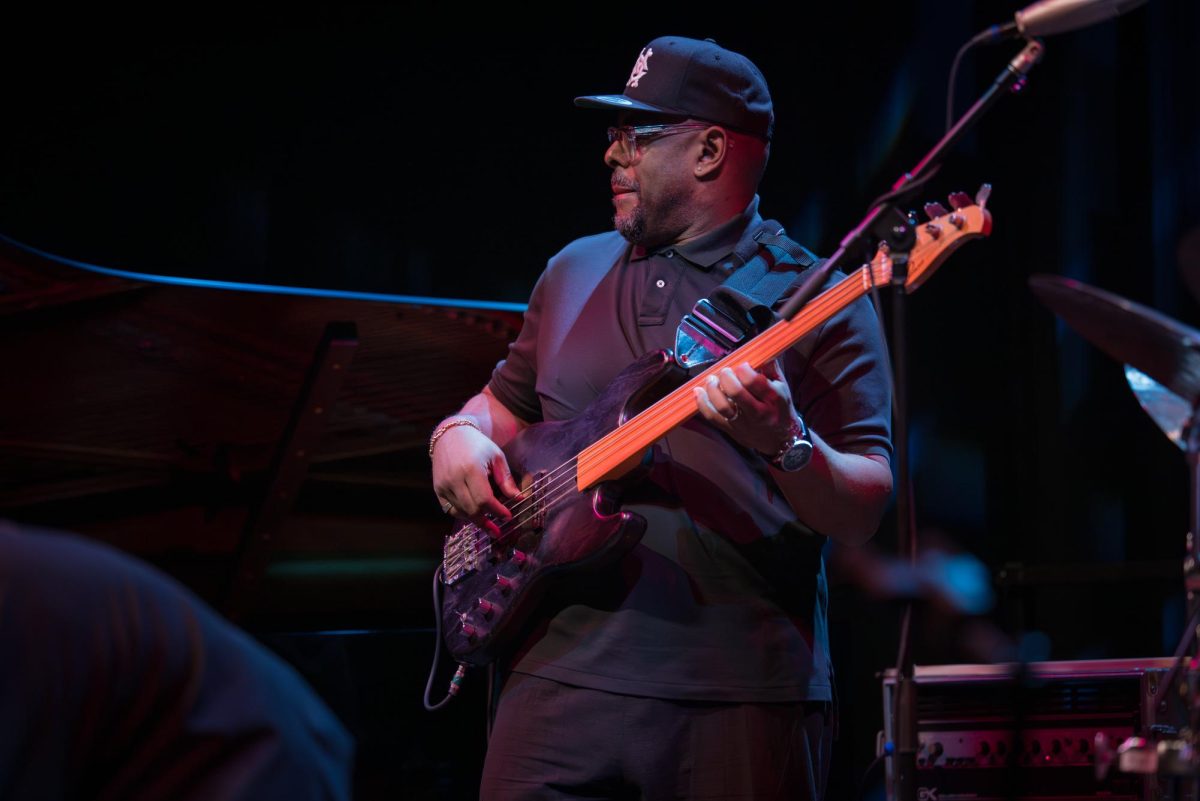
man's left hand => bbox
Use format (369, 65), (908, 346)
(692, 360), (797, 456)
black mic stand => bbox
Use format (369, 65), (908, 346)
(775, 37), (1044, 801)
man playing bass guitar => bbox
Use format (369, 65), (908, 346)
(431, 35), (893, 801)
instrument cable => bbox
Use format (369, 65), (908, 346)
(423, 566), (468, 711)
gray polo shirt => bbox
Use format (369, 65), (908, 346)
(488, 196), (892, 702)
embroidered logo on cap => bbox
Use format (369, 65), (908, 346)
(627, 47), (652, 88)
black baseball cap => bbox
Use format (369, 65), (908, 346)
(575, 36), (774, 140)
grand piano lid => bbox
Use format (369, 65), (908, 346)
(0, 233), (525, 628)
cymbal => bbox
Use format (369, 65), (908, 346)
(1125, 365), (1190, 449)
(1028, 274), (1200, 406)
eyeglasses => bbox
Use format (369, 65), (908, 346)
(606, 122), (711, 162)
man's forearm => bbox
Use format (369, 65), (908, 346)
(770, 430), (893, 545)
(445, 386), (528, 449)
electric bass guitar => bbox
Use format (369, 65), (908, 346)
(441, 190), (993, 665)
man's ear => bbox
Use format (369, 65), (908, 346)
(694, 126), (728, 178)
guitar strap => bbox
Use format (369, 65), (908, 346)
(674, 219), (824, 371)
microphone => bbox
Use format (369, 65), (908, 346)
(983, 0), (1148, 41)
(1017, 0), (1148, 37)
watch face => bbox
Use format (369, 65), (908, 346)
(780, 441), (813, 471)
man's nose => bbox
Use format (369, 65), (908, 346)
(604, 138), (631, 169)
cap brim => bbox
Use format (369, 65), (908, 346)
(574, 94), (672, 114)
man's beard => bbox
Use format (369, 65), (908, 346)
(614, 204), (647, 243)
(612, 184), (689, 246)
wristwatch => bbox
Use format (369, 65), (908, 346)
(764, 415), (813, 472)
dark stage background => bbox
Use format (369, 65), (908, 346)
(3, 3), (1198, 798)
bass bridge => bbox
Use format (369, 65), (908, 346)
(441, 523), (491, 586)
(441, 471), (547, 586)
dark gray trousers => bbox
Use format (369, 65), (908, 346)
(480, 672), (833, 800)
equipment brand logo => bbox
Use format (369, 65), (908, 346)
(917, 788), (939, 801)
(627, 47), (653, 88)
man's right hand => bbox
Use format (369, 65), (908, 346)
(431, 423), (521, 537)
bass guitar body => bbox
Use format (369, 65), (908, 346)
(440, 350), (680, 666)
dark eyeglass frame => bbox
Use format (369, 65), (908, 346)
(605, 121), (712, 160)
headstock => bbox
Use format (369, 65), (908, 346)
(904, 184), (993, 292)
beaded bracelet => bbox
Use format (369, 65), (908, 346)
(428, 418), (482, 458)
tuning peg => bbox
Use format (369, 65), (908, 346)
(975, 183), (992, 209)
(923, 201), (949, 220)
(948, 191), (973, 209)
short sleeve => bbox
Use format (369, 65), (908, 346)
(790, 293), (893, 460)
(486, 267), (550, 424)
